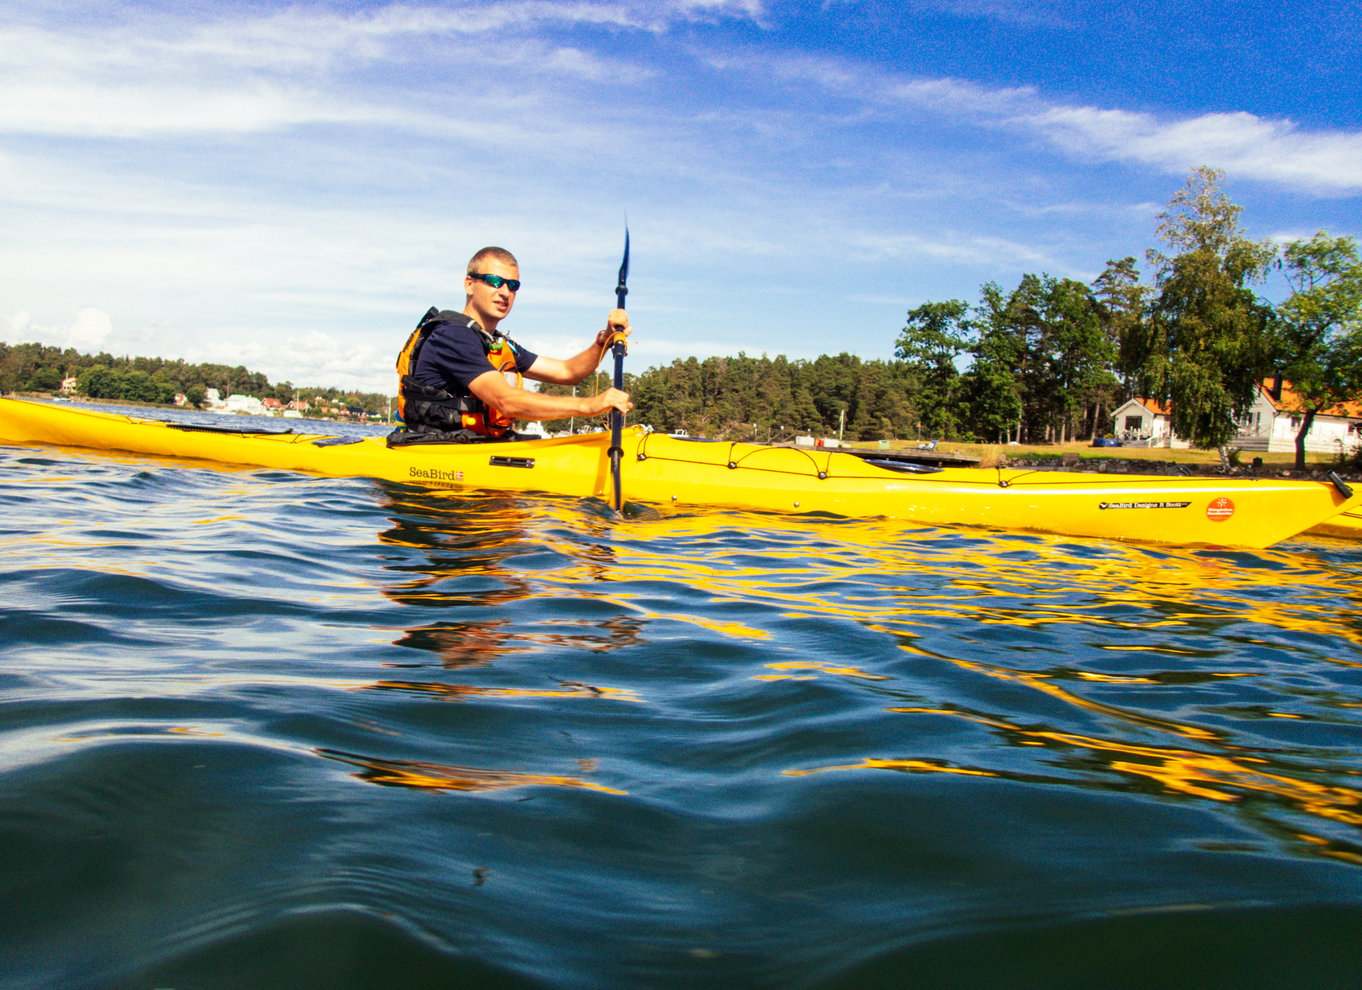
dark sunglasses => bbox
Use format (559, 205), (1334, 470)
(468, 272), (521, 292)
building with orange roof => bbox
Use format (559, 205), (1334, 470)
(1236, 377), (1362, 454)
(1109, 397), (1188, 447)
(1111, 378), (1361, 452)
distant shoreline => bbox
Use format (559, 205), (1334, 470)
(10, 391), (389, 427)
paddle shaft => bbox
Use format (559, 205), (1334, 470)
(609, 232), (629, 511)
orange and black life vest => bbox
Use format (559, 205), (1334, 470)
(395, 308), (522, 436)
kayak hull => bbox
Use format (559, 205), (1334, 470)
(1307, 507), (1362, 541)
(1, 398), (1355, 549)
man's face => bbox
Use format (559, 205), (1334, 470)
(465, 259), (520, 325)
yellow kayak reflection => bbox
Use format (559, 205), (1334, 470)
(357, 494), (1362, 863)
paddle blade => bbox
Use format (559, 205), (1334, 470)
(616, 228), (630, 309)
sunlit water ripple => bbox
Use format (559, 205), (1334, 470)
(3, 432), (1362, 989)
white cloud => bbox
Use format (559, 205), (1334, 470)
(154, 327), (396, 394)
(884, 75), (1039, 117)
(850, 230), (1063, 270)
(1021, 106), (1362, 195)
(3, 308), (115, 351)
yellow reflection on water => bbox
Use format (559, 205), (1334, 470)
(54, 725), (225, 742)
(545, 513), (1362, 656)
(1071, 672), (1162, 684)
(369, 498), (1362, 672)
(568, 591), (772, 641)
(318, 748), (626, 795)
(361, 679), (644, 704)
(794, 704), (1362, 862)
(888, 648), (1225, 743)
(358, 497), (1362, 852)
(755, 661), (892, 682)
(1297, 832), (1362, 866)
(785, 757), (995, 778)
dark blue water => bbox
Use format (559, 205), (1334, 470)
(3, 421), (1362, 989)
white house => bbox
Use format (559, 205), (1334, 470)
(1112, 379), (1362, 453)
(223, 393), (267, 415)
(1235, 379), (1362, 455)
(1109, 397), (1186, 447)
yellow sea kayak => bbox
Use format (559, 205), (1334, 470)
(1, 397), (1355, 549)
(1307, 506), (1362, 540)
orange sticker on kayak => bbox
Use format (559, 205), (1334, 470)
(1206, 497), (1235, 522)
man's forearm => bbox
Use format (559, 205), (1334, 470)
(521, 343), (608, 387)
(561, 343), (609, 385)
(495, 386), (610, 421)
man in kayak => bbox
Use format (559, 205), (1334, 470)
(393, 246), (632, 441)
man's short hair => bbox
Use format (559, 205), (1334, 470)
(467, 246), (518, 272)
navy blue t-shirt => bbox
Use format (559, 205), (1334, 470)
(410, 317), (539, 395)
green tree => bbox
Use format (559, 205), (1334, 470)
(1093, 256), (1149, 396)
(956, 284), (1022, 442)
(1276, 231), (1362, 469)
(957, 359), (1023, 443)
(962, 275), (1114, 443)
(896, 299), (969, 439)
(1138, 167), (1276, 459)
(1039, 276), (1117, 441)
(758, 355), (798, 439)
(78, 365), (122, 399)
(787, 382), (822, 436)
(120, 370), (163, 403)
(26, 366), (64, 392)
(848, 362), (893, 441)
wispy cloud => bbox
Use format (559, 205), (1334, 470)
(3, 309), (114, 352)
(0, 2), (757, 138)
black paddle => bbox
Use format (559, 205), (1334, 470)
(608, 229), (629, 512)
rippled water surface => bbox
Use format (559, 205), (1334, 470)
(3, 431), (1362, 989)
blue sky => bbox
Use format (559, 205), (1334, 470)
(2, 0), (1360, 395)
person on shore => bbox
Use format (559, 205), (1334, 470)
(393, 246), (632, 442)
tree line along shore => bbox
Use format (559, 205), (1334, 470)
(4, 169), (1359, 473)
